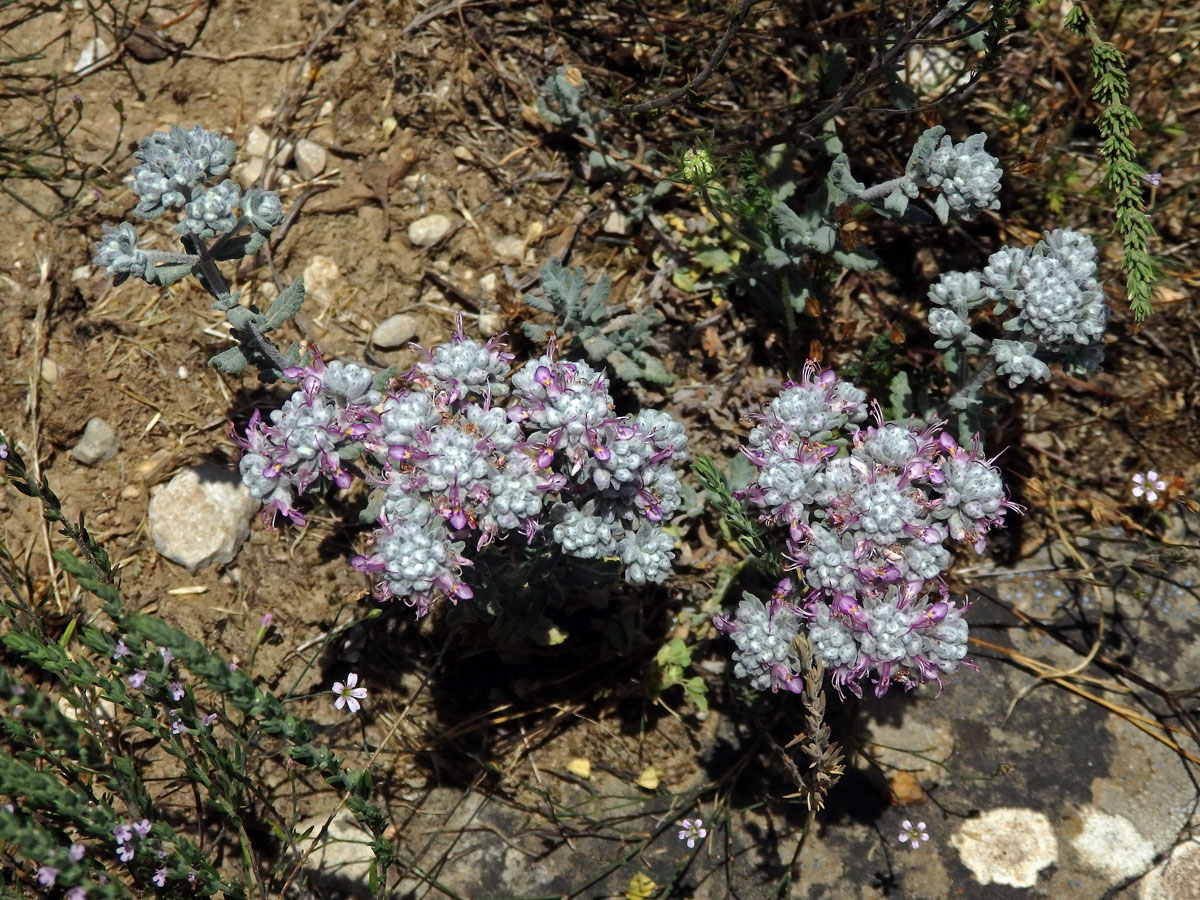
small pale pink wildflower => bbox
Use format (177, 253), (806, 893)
(153, 868), (167, 887)
(36, 866), (59, 887)
(677, 818), (707, 849)
(127, 670), (147, 690)
(331, 673), (367, 713)
(1132, 470), (1166, 503)
(169, 681), (184, 701)
(66, 888), (88, 900)
(69, 842), (87, 862)
(132, 818), (151, 838)
(899, 819), (929, 849)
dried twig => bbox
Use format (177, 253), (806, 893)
(623, 0), (763, 114)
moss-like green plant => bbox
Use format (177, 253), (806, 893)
(1064, 1), (1160, 321)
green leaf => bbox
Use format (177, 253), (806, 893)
(656, 637), (692, 668)
(208, 346), (249, 375)
(263, 278), (307, 330)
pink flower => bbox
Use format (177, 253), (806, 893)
(1131, 470), (1166, 503)
(899, 819), (929, 849)
(677, 818), (707, 849)
(331, 673), (367, 713)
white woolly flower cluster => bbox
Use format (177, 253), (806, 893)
(237, 326), (689, 616)
(715, 362), (1017, 698)
(926, 228), (1110, 386)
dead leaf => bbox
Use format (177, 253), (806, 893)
(701, 325), (724, 358)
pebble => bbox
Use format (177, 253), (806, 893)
(478, 273), (499, 294)
(371, 313), (420, 349)
(603, 210), (631, 235)
(147, 465), (260, 573)
(243, 125), (293, 167)
(492, 234), (526, 264)
(293, 138), (327, 180)
(407, 213), (452, 248)
(40, 358), (60, 385)
(71, 417), (118, 466)
(477, 309), (505, 337)
(302, 255), (341, 304)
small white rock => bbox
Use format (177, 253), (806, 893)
(371, 314), (420, 349)
(147, 465), (260, 573)
(603, 209), (631, 235)
(243, 125), (270, 157)
(402, 173), (424, 191)
(477, 309), (505, 338)
(293, 138), (327, 180)
(243, 125), (293, 167)
(478, 272), (499, 294)
(234, 158), (263, 189)
(40, 358), (60, 385)
(492, 234), (526, 264)
(71, 417), (118, 466)
(303, 255), (341, 303)
(407, 213), (452, 248)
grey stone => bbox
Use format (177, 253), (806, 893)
(71, 417), (118, 466)
(371, 313), (419, 349)
(491, 234), (526, 264)
(293, 138), (327, 180)
(295, 809), (376, 894)
(407, 213), (452, 247)
(477, 308), (505, 338)
(147, 465), (259, 572)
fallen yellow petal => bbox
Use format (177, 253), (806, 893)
(625, 872), (656, 900)
(635, 766), (660, 791)
(566, 757), (591, 779)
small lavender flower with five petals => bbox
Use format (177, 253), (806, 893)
(1131, 470), (1166, 503)
(332, 673), (368, 713)
(899, 819), (929, 849)
(678, 818), (707, 848)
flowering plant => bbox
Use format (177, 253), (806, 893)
(714, 362), (1019, 698)
(235, 322), (689, 616)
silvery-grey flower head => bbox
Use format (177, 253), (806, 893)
(131, 125), (235, 218)
(242, 188), (284, 233)
(178, 179), (241, 238)
(93, 222), (150, 285)
(617, 523), (676, 585)
(715, 592), (804, 693)
(991, 339), (1051, 386)
(919, 132), (1002, 221)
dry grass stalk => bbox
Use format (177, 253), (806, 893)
(783, 633), (845, 811)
